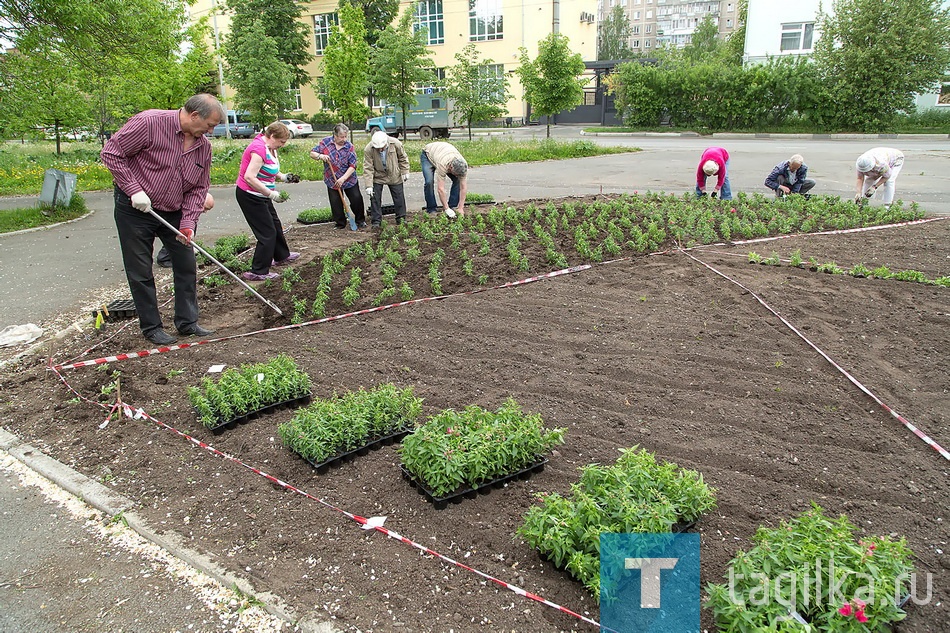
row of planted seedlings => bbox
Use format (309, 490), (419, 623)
(748, 249), (950, 287)
(276, 193), (924, 324)
(186, 354), (312, 434)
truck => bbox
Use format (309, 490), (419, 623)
(364, 94), (457, 140)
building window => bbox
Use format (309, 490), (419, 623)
(727, 2), (734, 11)
(313, 13), (338, 55)
(632, 39), (640, 47)
(646, 24), (652, 33)
(645, 39), (651, 47)
(780, 22), (815, 52)
(646, 9), (652, 17)
(416, 0), (445, 45)
(633, 10), (640, 18)
(470, 0), (503, 41)
(478, 64), (506, 101)
(632, 25), (640, 34)
(416, 68), (446, 95)
(726, 18), (732, 27)
(287, 86), (302, 110)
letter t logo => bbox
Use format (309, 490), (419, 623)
(625, 558), (679, 608)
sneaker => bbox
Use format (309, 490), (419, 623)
(444, 208), (457, 219)
(273, 252), (300, 266)
(242, 271), (279, 281)
(357, 222), (367, 229)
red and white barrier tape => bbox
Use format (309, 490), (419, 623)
(681, 247), (950, 461)
(52, 264), (592, 371)
(47, 365), (601, 629)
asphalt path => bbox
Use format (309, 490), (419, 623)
(0, 128), (947, 329)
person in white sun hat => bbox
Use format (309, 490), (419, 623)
(854, 147), (904, 208)
(363, 130), (409, 228)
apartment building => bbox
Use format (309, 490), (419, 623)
(596, 0), (737, 56)
(191, 0), (599, 120)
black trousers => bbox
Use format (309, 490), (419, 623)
(369, 182), (407, 225)
(235, 187), (291, 274)
(113, 187), (198, 335)
(327, 184), (365, 227)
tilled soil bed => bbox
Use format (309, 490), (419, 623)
(1, 199), (948, 632)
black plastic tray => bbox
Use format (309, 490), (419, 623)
(401, 458), (548, 510)
(91, 299), (137, 322)
(204, 393), (312, 435)
(300, 427), (412, 474)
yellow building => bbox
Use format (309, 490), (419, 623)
(189, 0), (599, 122)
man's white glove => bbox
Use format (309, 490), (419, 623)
(268, 190), (283, 203)
(865, 186), (877, 198)
(130, 191), (151, 212)
(402, 174), (409, 182)
(365, 186), (374, 198)
(444, 208), (457, 219)
(279, 173), (288, 182)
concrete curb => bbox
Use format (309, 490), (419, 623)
(0, 426), (337, 633)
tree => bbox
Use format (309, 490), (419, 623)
(721, 0), (748, 66)
(443, 44), (510, 140)
(682, 15), (723, 64)
(340, 0), (400, 46)
(321, 3), (371, 130)
(516, 33), (587, 138)
(141, 21), (217, 111)
(370, 9), (436, 139)
(0, 34), (89, 153)
(598, 5), (634, 61)
(813, 0), (950, 130)
(224, 18), (295, 127)
(226, 0), (313, 88)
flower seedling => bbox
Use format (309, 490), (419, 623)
(706, 505), (914, 631)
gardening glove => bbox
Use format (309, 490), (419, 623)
(711, 191), (718, 199)
(285, 173), (301, 184)
(365, 187), (374, 198)
(402, 173), (409, 182)
(444, 208), (457, 219)
(268, 190), (284, 203)
(130, 191), (151, 212)
(853, 194), (863, 204)
(177, 228), (194, 245)
(865, 186), (877, 198)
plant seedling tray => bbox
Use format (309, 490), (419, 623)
(91, 299), (137, 322)
(205, 393), (312, 435)
(401, 458), (548, 510)
(300, 427), (412, 474)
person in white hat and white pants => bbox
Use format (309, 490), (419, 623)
(855, 147), (904, 207)
(363, 131), (409, 227)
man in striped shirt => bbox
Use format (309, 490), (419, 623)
(102, 93), (223, 346)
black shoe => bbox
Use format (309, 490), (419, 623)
(144, 329), (176, 346)
(357, 222), (367, 229)
(178, 324), (214, 337)
(156, 247), (172, 268)
(334, 224), (346, 229)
